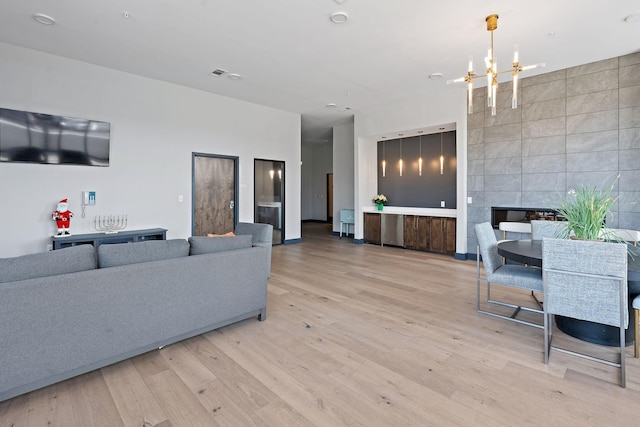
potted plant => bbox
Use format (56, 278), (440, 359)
(372, 194), (387, 211)
(555, 180), (618, 241)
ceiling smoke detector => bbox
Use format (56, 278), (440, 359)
(210, 68), (228, 77)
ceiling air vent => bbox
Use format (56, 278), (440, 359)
(210, 68), (228, 77)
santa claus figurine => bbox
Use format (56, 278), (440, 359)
(52, 198), (74, 236)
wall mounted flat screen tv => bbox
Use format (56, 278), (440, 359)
(0, 107), (110, 166)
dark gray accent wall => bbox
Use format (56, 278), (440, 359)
(377, 132), (457, 208)
(467, 52), (640, 253)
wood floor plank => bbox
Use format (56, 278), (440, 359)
(101, 359), (169, 427)
(182, 335), (277, 411)
(143, 369), (221, 427)
(0, 393), (29, 427)
(26, 381), (76, 427)
(66, 370), (124, 427)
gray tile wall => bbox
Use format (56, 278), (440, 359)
(467, 52), (640, 254)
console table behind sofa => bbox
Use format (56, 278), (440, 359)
(52, 228), (167, 250)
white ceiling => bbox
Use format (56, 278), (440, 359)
(1, 1), (638, 144)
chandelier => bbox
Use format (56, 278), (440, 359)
(447, 14), (545, 115)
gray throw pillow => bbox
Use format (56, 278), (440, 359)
(0, 244), (96, 283)
(98, 239), (189, 268)
(188, 235), (252, 255)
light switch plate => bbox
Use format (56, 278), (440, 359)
(440, 200), (445, 208)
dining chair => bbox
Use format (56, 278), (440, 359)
(475, 222), (544, 328)
(607, 229), (640, 246)
(634, 295), (640, 358)
(542, 238), (628, 387)
(530, 220), (567, 240)
(498, 221), (532, 241)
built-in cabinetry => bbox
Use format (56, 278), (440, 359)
(364, 213), (456, 255)
(363, 213), (381, 245)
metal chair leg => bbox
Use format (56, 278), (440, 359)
(635, 308), (639, 358)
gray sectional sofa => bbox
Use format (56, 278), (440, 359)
(0, 222), (272, 402)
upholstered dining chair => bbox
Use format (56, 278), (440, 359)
(475, 222), (544, 328)
(530, 220), (567, 240)
(607, 229), (640, 246)
(498, 221), (532, 241)
(542, 238), (628, 387)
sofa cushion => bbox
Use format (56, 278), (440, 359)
(98, 239), (189, 268)
(0, 244), (96, 284)
(188, 235), (252, 255)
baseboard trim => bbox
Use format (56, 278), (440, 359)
(284, 238), (302, 245)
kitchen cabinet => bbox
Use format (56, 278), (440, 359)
(363, 213), (381, 245)
(364, 212), (456, 255)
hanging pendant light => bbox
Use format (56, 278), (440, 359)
(418, 135), (423, 176)
(399, 138), (403, 177)
(439, 129), (445, 175)
(382, 140), (386, 177)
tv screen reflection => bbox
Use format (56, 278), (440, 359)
(0, 107), (110, 166)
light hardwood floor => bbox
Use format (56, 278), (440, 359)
(2, 223), (639, 426)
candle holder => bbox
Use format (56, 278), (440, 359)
(95, 215), (128, 233)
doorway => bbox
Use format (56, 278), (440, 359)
(192, 153), (238, 236)
(327, 173), (333, 223)
(254, 159), (285, 244)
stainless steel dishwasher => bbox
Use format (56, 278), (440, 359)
(381, 213), (404, 246)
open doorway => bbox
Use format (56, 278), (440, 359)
(327, 173), (333, 223)
(254, 159), (285, 245)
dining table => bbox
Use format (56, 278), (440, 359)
(497, 239), (640, 347)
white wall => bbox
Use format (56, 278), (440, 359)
(0, 43), (301, 257)
(332, 121), (355, 232)
(354, 84), (469, 254)
(300, 142), (332, 221)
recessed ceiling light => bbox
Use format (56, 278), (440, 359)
(624, 12), (640, 23)
(228, 73), (242, 80)
(326, 103), (337, 108)
(122, 11), (132, 19)
(33, 13), (55, 25)
(428, 73), (443, 80)
(330, 12), (348, 24)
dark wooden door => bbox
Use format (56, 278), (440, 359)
(404, 216), (430, 251)
(192, 153), (238, 236)
(404, 215), (417, 249)
(430, 217), (445, 253)
(445, 218), (456, 254)
(415, 216), (430, 251)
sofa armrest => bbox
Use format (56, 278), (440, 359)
(235, 222), (273, 276)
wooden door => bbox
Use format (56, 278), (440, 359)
(192, 153), (238, 236)
(445, 218), (456, 254)
(415, 216), (430, 251)
(430, 217), (445, 253)
(404, 215), (417, 249)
